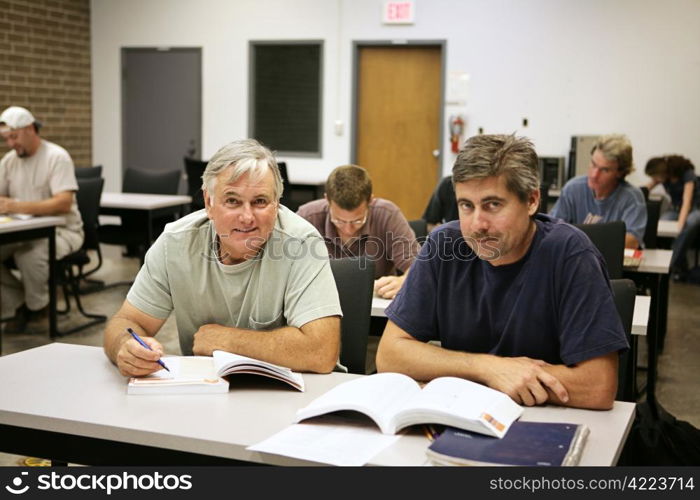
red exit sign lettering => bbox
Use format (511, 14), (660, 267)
(383, 1), (415, 24)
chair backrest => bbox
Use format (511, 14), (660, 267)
(573, 221), (625, 279)
(538, 182), (550, 214)
(122, 167), (181, 195)
(277, 161), (298, 210)
(644, 200), (662, 249)
(408, 219), (428, 245)
(329, 257), (375, 374)
(277, 161), (290, 185)
(183, 157), (208, 211)
(640, 186), (650, 201)
(609, 278), (636, 402)
(75, 165), (103, 179)
(75, 176), (105, 252)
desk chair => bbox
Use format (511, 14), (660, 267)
(329, 257), (375, 374)
(75, 165), (103, 179)
(644, 200), (662, 249)
(278, 161), (298, 211)
(538, 183), (550, 214)
(408, 219), (428, 246)
(610, 279), (636, 402)
(573, 221), (626, 279)
(99, 167), (182, 258)
(277, 161), (323, 211)
(184, 157), (208, 212)
(56, 177), (108, 335)
(640, 186), (650, 201)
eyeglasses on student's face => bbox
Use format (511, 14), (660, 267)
(330, 212), (368, 226)
(328, 201), (369, 228)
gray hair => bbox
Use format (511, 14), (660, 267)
(452, 134), (540, 203)
(591, 134), (634, 178)
(202, 139), (284, 201)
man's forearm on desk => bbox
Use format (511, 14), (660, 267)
(543, 353), (619, 410)
(192, 316), (340, 373)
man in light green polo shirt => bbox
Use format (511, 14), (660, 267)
(104, 139), (342, 377)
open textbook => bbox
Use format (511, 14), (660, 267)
(295, 373), (522, 437)
(127, 350), (305, 394)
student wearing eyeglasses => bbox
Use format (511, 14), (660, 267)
(297, 165), (420, 299)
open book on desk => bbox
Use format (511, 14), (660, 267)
(295, 373), (522, 437)
(127, 350), (305, 394)
(0, 214), (33, 223)
(426, 422), (589, 466)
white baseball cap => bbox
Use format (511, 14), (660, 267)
(0, 106), (41, 131)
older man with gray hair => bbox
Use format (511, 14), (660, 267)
(377, 134), (629, 410)
(104, 139), (341, 376)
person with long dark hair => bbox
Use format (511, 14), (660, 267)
(645, 155), (700, 281)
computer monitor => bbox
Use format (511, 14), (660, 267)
(538, 156), (565, 190)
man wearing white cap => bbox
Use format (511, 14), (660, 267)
(0, 106), (84, 332)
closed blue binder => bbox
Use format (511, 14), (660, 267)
(426, 421), (589, 466)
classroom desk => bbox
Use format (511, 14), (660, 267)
(373, 295), (651, 336)
(100, 192), (192, 245)
(0, 216), (64, 347)
(0, 343), (635, 466)
(98, 192), (192, 267)
(657, 219), (680, 239)
(624, 248), (672, 403)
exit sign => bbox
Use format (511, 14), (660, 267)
(383, 1), (415, 24)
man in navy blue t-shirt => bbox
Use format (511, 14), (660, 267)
(377, 134), (629, 410)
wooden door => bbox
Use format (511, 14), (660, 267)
(355, 45), (442, 220)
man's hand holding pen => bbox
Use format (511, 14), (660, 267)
(115, 328), (168, 377)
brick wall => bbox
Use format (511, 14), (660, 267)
(0, 0), (91, 166)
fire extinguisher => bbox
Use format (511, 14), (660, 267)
(449, 115), (465, 153)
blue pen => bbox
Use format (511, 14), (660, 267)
(127, 327), (170, 372)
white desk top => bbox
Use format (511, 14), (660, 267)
(628, 248), (673, 274)
(373, 295), (650, 336)
(0, 343), (634, 466)
(657, 219), (680, 239)
(632, 295), (650, 336)
(0, 215), (65, 235)
(100, 192), (192, 210)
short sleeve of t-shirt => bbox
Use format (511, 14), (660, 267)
(385, 235), (439, 341)
(127, 234), (174, 320)
(383, 207), (420, 274)
(554, 246), (629, 365)
(47, 148), (78, 195)
(281, 235), (343, 328)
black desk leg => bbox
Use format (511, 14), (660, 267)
(48, 227), (57, 339)
(657, 273), (670, 353)
(645, 274), (663, 404)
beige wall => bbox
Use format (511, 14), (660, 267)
(0, 0), (91, 166)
